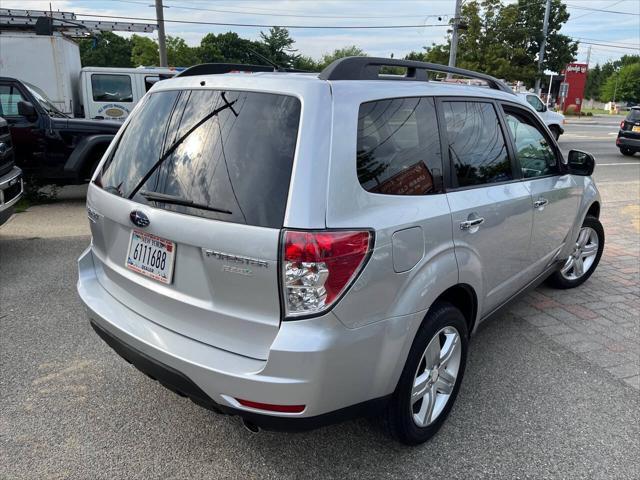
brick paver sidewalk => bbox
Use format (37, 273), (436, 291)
(506, 182), (639, 389)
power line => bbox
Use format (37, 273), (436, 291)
(111, 0), (453, 20)
(565, 3), (640, 16)
(73, 12), (450, 29)
(568, 0), (626, 21)
(572, 40), (640, 51)
(573, 37), (640, 49)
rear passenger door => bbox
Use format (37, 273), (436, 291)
(500, 103), (580, 274)
(439, 99), (534, 315)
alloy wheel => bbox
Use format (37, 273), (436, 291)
(411, 326), (462, 427)
(560, 226), (599, 281)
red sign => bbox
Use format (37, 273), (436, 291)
(561, 63), (588, 113)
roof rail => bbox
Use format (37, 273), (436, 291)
(318, 56), (514, 95)
(176, 63), (275, 77)
(176, 63), (311, 78)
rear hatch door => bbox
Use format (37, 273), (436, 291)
(88, 88), (301, 360)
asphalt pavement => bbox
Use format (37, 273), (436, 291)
(1, 119), (638, 479)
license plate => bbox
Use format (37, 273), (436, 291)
(632, 125), (640, 132)
(126, 230), (175, 284)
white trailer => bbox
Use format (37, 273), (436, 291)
(0, 32), (81, 116)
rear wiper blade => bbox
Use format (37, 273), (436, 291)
(139, 190), (232, 215)
(128, 96), (237, 200)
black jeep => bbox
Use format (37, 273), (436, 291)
(0, 77), (120, 184)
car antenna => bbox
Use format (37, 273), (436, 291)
(248, 48), (283, 72)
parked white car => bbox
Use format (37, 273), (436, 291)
(518, 93), (565, 139)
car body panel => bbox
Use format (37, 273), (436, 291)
(77, 69), (603, 422)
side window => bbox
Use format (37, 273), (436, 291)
(357, 97), (443, 195)
(0, 84), (27, 116)
(526, 95), (544, 112)
(145, 76), (159, 92)
(91, 74), (133, 102)
(442, 101), (512, 188)
(503, 107), (559, 178)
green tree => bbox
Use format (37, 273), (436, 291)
(584, 64), (602, 100)
(78, 32), (132, 67)
(600, 62), (640, 103)
(403, 0), (577, 86)
(292, 55), (319, 71)
(319, 45), (366, 69)
(166, 36), (200, 67)
(131, 35), (158, 66)
(259, 27), (297, 66)
(199, 32), (265, 64)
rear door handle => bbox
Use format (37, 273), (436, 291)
(534, 198), (549, 209)
(460, 217), (485, 230)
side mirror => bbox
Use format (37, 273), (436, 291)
(567, 150), (595, 176)
(17, 101), (37, 119)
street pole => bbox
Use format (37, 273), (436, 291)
(155, 0), (168, 67)
(546, 73), (553, 107)
(448, 0), (463, 71)
(534, 0), (551, 95)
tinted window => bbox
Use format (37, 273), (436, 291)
(357, 97), (443, 195)
(98, 90), (301, 228)
(91, 74), (133, 102)
(442, 101), (512, 187)
(626, 109), (640, 122)
(504, 107), (559, 178)
(0, 85), (26, 116)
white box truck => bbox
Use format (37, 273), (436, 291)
(0, 32), (81, 116)
(0, 32), (177, 120)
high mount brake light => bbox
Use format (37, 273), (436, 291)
(281, 230), (372, 318)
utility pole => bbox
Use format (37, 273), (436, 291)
(534, 0), (551, 95)
(586, 45), (592, 68)
(448, 0), (463, 70)
(155, 0), (168, 67)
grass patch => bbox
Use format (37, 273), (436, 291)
(15, 178), (60, 213)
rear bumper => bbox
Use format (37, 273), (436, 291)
(0, 166), (23, 224)
(616, 134), (640, 150)
(78, 246), (422, 429)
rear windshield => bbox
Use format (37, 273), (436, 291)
(97, 89), (301, 228)
(626, 109), (640, 122)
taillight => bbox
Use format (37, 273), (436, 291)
(620, 120), (625, 129)
(281, 230), (373, 318)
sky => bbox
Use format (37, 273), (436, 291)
(4, 0), (640, 68)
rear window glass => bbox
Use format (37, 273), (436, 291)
(626, 109), (640, 122)
(97, 89), (301, 228)
(357, 97), (443, 195)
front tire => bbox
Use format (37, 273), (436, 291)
(620, 147), (635, 156)
(546, 215), (604, 289)
(382, 302), (468, 445)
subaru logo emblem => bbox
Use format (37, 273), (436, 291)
(0, 142), (6, 156)
(129, 210), (150, 228)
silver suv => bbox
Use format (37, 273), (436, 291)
(77, 57), (604, 445)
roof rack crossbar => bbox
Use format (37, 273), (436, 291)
(318, 57), (514, 95)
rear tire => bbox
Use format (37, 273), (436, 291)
(620, 147), (635, 156)
(382, 302), (468, 445)
(546, 215), (604, 289)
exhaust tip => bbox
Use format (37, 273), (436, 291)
(242, 418), (260, 434)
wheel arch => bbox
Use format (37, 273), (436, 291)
(586, 201), (600, 219)
(433, 284), (478, 336)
